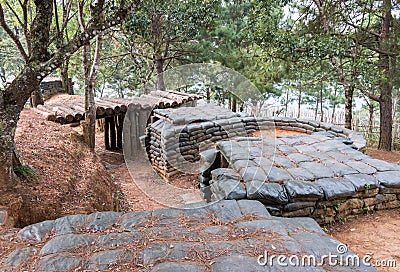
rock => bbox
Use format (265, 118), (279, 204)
(17, 220), (55, 242)
(237, 199), (271, 218)
(376, 200), (400, 210)
(246, 181), (289, 204)
(363, 194), (388, 207)
(379, 187), (400, 194)
(337, 199), (364, 212)
(355, 188), (379, 198)
(313, 207), (336, 219)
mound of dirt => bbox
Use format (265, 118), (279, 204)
(1, 109), (123, 228)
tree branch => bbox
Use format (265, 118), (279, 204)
(101, 52), (130, 60)
(41, 0), (140, 76)
(346, 21), (381, 38)
(0, 3), (29, 61)
(4, 1), (24, 28)
(358, 87), (381, 102)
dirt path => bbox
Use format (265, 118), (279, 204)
(330, 209), (400, 272)
(96, 148), (164, 212)
(328, 148), (400, 272)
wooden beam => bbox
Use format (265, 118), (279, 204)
(104, 117), (110, 150)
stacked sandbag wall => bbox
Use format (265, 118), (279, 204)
(146, 105), (250, 180)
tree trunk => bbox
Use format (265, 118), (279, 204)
(378, 0), (393, 151)
(368, 102), (374, 135)
(61, 56), (73, 95)
(0, 111), (19, 188)
(79, 3), (103, 151)
(30, 83), (44, 108)
(0, 70), (39, 188)
(0, 0), (136, 188)
(81, 41), (96, 150)
(155, 57), (165, 91)
(284, 91), (289, 117)
(297, 89), (301, 118)
(320, 87), (323, 122)
(379, 93), (393, 150)
(344, 86), (353, 129)
(232, 96), (237, 112)
(331, 88), (337, 122)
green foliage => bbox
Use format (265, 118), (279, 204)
(120, 0), (220, 91)
(190, 0), (284, 107)
(364, 183), (371, 194)
(393, 137), (400, 151)
(333, 202), (342, 212)
(248, 0), (400, 143)
(13, 165), (38, 179)
(0, 28), (24, 88)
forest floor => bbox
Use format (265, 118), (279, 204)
(1, 109), (400, 271)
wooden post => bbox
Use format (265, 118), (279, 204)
(104, 117), (110, 150)
(123, 108), (133, 161)
(116, 113), (124, 149)
(109, 116), (117, 150)
(130, 105), (140, 159)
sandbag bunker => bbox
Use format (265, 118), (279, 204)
(145, 104), (400, 224)
(207, 135), (400, 224)
(146, 104), (255, 179)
